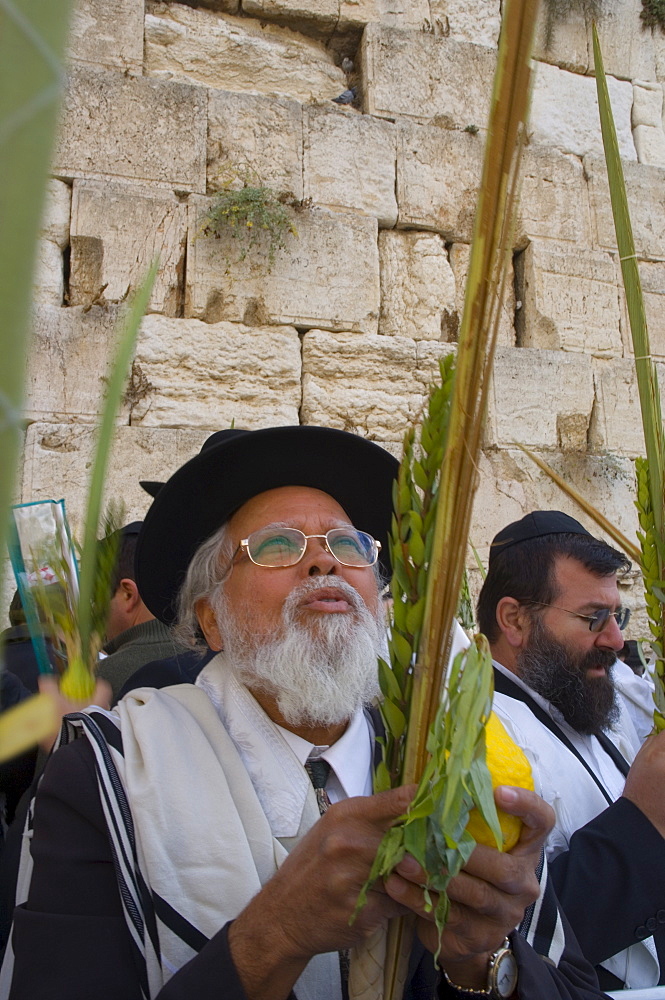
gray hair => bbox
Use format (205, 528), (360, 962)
(174, 522), (234, 650)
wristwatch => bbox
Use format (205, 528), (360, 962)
(441, 940), (518, 999)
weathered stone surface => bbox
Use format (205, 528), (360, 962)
(186, 200), (379, 333)
(67, 0), (144, 73)
(618, 258), (665, 358)
(69, 180), (188, 314)
(532, 7), (589, 74)
(304, 106), (397, 227)
(428, 0), (500, 47)
(530, 61), (636, 160)
(53, 65), (206, 192)
(448, 243), (515, 347)
(591, 0), (656, 82)
(20, 424), (210, 532)
(486, 347), (595, 450)
(633, 81), (663, 127)
(33, 241), (65, 307)
(40, 180), (71, 248)
(379, 232), (456, 340)
(361, 24), (495, 127)
(396, 125), (483, 240)
(301, 330), (454, 438)
(33, 181), (71, 306)
(338, 0), (428, 30)
(207, 92), (303, 198)
(470, 447), (640, 573)
(145, 3), (345, 102)
(132, 316), (301, 427)
(589, 359), (648, 457)
(517, 241), (622, 358)
(517, 148), (593, 248)
(25, 306), (120, 423)
(242, 0), (338, 34)
(634, 124), (665, 166)
(587, 156), (665, 259)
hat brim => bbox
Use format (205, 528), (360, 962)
(136, 426), (399, 624)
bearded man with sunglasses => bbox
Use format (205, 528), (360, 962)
(477, 510), (665, 993)
(5, 432), (612, 1000)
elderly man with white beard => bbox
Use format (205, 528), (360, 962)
(4, 428), (611, 1000)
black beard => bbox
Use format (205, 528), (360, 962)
(516, 616), (620, 734)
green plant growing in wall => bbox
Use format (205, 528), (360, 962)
(640, 0), (665, 31)
(202, 180), (300, 269)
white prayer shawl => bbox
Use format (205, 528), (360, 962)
(3, 674), (341, 1000)
(492, 665), (659, 990)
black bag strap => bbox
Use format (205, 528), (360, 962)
(493, 668), (629, 807)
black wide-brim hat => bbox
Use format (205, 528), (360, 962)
(136, 426), (399, 624)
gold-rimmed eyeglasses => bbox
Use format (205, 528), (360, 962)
(228, 524), (381, 572)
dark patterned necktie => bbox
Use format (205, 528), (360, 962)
(304, 756), (332, 815)
(304, 755), (349, 998)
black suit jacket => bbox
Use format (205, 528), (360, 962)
(7, 717), (609, 1000)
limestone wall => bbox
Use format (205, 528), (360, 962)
(16, 0), (665, 632)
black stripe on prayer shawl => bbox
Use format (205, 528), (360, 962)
(529, 867), (560, 959)
(518, 849), (544, 941)
(70, 714), (148, 940)
(138, 868), (163, 961)
(152, 892), (210, 953)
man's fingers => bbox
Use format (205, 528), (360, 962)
(340, 784), (417, 828)
(494, 786), (555, 854)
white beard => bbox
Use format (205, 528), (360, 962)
(213, 576), (385, 727)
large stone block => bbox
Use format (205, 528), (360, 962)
(470, 447), (640, 571)
(590, 0), (656, 82)
(589, 358), (648, 458)
(67, 0), (144, 73)
(428, 0), (500, 47)
(207, 92), (303, 198)
(517, 147), (593, 247)
(633, 124), (665, 166)
(339, 0), (428, 31)
(33, 241), (65, 308)
(487, 347), (595, 450)
(448, 243), (515, 347)
(530, 61), (636, 161)
(132, 316), (301, 427)
(34, 180), (71, 307)
(24, 306), (120, 423)
(532, 7), (589, 74)
(618, 258), (665, 358)
(20, 424), (210, 532)
(587, 156), (665, 259)
(379, 232), (456, 340)
(145, 3), (345, 102)
(304, 106), (397, 226)
(241, 0), (338, 34)
(361, 24), (496, 127)
(396, 125), (483, 240)
(52, 65), (207, 192)
(517, 241), (622, 358)
(301, 330), (454, 439)
(69, 180), (188, 315)
(186, 199), (380, 333)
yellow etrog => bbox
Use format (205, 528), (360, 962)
(465, 711), (534, 852)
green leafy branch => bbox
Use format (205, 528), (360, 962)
(375, 355), (455, 792)
(356, 638), (501, 955)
